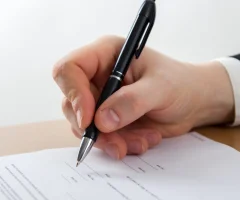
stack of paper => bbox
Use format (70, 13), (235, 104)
(0, 132), (239, 200)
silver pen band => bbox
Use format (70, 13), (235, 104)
(116, 71), (123, 75)
(110, 75), (122, 81)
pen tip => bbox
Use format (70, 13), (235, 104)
(76, 161), (80, 167)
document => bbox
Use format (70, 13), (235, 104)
(0, 132), (240, 200)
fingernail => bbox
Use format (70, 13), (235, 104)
(145, 133), (160, 146)
(76, 110), (82, 128)
(100, 109), (120, 130)
(104, 143), (120, 159)
(128, 140), (143, 154)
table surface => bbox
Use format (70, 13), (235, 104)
(0, 120), (240, 157)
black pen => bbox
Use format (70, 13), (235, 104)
(76, 0), (156, 166)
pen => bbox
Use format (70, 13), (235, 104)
(76, 0), (156, 166)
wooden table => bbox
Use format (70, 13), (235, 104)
(0, 120), (240, 157)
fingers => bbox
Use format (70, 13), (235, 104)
(127, 128), (161, 149)
(62, 96), (127, 159)
(98, 128), (162, 159)
(118, 128), (162, 155)
(71, 125), (162, 159)
(55, 35), (165, 160)
(95, 78), (157, 133)
(62, 97), (83, 135)
(63, 96), (162, 159)
(100, 132), (127, 159)
(53, 36), (125, 129)
(54, 61), (95, 129)
(53, 35), (125, 89)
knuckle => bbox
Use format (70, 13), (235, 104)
(52, 61), (73, 82)
(53, 61), (80, 106)
(67, 89), (79, 106)
(61, 90), (79, 114)
(52, 61), (62, 81)
(61, 97), (70, 112)
(71, 94), (81, 113)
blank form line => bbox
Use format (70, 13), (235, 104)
(190, 133), (205, 142)
(137, 157), (158, 170)
(61, 175), (71, 184)
(11, 164), (49, 200)
(82, 163), (103, 178)
(156, 165), (164, 170)
(66, 192), (77, 200)
(0, 175), (22, 200)
(0, 182), (18, 200)
(64, 162), (87, 181)
(0, 186), (11, 200)
(5, 167), (38, 200)
(121, 160), (139, 173)
(107, 182), (131, 200)
(126, 176), (161, 200)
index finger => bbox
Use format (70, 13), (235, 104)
(52, 35), (125, 129)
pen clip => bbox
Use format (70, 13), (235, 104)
(135, 21), (153, 59)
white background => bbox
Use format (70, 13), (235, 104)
(0, 0), (240, 126)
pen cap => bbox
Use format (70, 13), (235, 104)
(112, 0), (156, 74)
(135, 0), (156, 58)
(138, 0), (156, 24)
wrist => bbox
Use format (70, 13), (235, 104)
(192, 60), (235, 127)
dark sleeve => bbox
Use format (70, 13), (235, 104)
(231, 54), (240, 61)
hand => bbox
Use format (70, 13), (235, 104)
(52, 35), (234, 159)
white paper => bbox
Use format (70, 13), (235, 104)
(0, 132), (240, 200)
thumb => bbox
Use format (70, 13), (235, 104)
(95, 79), (155, 133)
